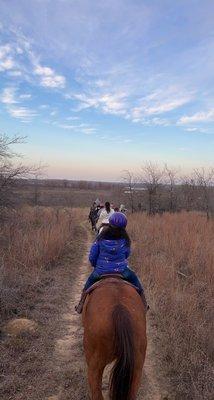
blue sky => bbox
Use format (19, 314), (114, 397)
(0, 0), (213, 180)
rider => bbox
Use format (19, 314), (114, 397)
(75, 212), (147, 313)
(96, 201), (114, 231)
(119, 204), (127, 214)
(88, 202), (99, 232)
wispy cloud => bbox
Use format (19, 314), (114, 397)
(7, 106), (37, 121)
(0, 30), (66, 92)
(1, 87), (37, 122)
(185, 127), (198, 132)
(1, 87), (17, 104)
(178, 109), (214, 125)
(66, 116), (79, 121)
(0, 44), (15, 71)
(19, 93), (32, 100)
(73, 91), (129, 117)
(130, 87), (194, 122)
(34, 64), (66, 88)
(58, 122), (96, 135)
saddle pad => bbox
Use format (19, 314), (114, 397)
(85, 276), (140, 295)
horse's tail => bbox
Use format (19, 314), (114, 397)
(110, 304), (134, 400)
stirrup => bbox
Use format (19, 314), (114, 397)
(75, 291), (87, 314)
(75, 303), (83, 314)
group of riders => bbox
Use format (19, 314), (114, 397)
(88, 200), (127, 232)
(75, 200), (148, 313)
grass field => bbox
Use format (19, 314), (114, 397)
(13, 184), (122, 208)
(0, 207), (213, 399)
(128, 211), (214, 400)
(0, 206), (85, 322)
(0, 206), (88, 400)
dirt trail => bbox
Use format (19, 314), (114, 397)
(50, 227), (172, 400)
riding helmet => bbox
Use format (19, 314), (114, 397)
(109, 212), (127, 228)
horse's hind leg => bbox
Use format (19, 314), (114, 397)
(87, 357), (104, 400)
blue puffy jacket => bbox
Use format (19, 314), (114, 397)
(89, 238), (130, 274)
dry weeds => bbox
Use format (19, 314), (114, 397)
(0, 206), (84, 321)
(0, 206), (87, 399)
(129, 211), (214, 400)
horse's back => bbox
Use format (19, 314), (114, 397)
(83, 280), (146, 363)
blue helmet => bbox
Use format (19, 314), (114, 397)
(109, 212), (127, 228)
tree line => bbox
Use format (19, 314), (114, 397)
(122, 162), (214, 220)
(1, 133), (213, 219)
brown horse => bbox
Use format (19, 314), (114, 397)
(82, 278), (147, 400)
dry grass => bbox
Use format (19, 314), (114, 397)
(0, 206), (84, 322)
(128, 211), (214, 399)
(0, 206), (87, 400)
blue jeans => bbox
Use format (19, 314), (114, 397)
(84, 267), (144, 293)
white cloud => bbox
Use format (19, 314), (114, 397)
(145, 97), (190, 115)
(58, 121), (96, 135)
(73, 91), (128, 116)
(131, 88), (193, 121)
(66, 116), (79, 121)
(99, 93), (128, 116)
(1, 87), (37, 122)
(19, 93), (32, 100)
(41, 75), (65, 88)
(1, 87), (17, 104)
(34, 64), (66, 88)
(58, 124), (76, 130)
(150, 117), (170, 126)
(81, 127), (96, 135)
(185, 127), (198, 132)
(0, 44), (11, 58)
(7, 106), (37, 121)
(178, 109), (214, 125)
(0, 58), (14, 71)
(39, 104), (49, 109)
(0, 44), (15, 71)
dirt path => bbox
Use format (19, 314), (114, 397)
(50, 227), (172, 400)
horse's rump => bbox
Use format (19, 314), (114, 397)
(83, 280), (147, 400)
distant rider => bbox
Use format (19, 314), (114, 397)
(88, 202), (98, 232)
(96, 201), (114, 231)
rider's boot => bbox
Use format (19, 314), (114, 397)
(140, 291), (149, 312)
(75, 290), (87, 314)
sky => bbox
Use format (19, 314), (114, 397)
(0, 0), (213, 181)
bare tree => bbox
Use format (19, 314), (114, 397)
(181, 174), (196, 212)
(194, 167), (214, 220)
(0, 133), (43, 210)
(122, 170), (136, 213)
(139, 162), (164, 215)
(164, 164), (179, 212)
(31, 161), (47, 206)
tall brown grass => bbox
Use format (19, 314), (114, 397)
(0, 206), (84, 322)
(128, 212), (214, 399)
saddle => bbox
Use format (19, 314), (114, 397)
(75, 274), (148, 314)
(85, 274), (140, 295)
